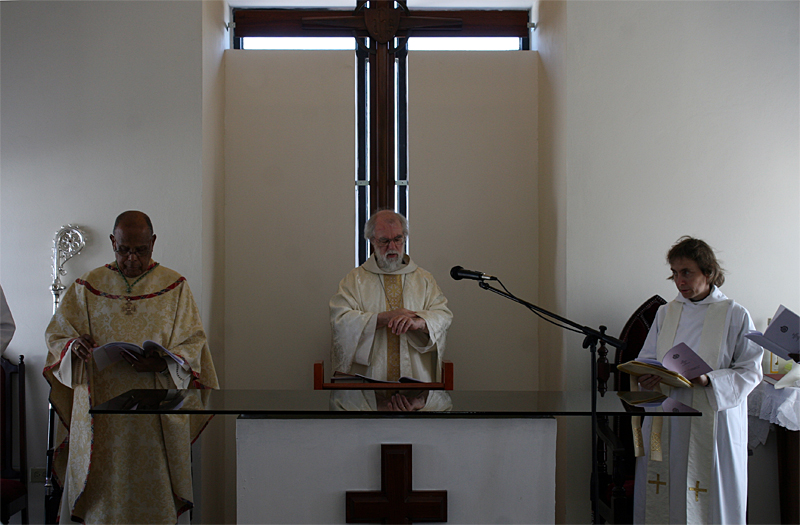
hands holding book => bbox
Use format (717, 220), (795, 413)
(618, 343), (712, 389)
(121, 349), (167, 373)
(638, 372), (708, 390)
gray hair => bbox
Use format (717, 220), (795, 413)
(364, 210), (408, 241)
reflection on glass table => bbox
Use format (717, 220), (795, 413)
(91, 389), (700, 417)
(329, 389), (453, 411)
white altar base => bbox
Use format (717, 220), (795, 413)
(237, 417), (556, 524)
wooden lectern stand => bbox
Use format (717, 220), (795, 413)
(313, 360), (454, 390)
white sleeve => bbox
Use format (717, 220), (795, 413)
(0, 286), (16, 354)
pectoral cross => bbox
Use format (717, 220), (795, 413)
(648, 473), (667, 494)
(122, 299), (136, 316)
(689, 480), (707, 502)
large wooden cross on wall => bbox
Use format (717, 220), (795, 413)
(233, 2), (529, 213)
(303, 1), (461, 212)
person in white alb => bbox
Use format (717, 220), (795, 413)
(330, 210), (452, 411)
(633, 236), (762, 524)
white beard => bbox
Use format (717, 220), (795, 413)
(376, 250), (404, 272)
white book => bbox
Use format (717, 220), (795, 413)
(746, 305), (800, 361)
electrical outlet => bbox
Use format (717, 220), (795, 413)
(30, 467), (47, 483)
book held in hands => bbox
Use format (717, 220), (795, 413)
(92, 340), (185, 371)
(618, 342), (712, 389)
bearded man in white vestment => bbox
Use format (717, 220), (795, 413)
(633, 237), (762, 524)
(330, 210), (452, 411)
(44, 211), (218, 524)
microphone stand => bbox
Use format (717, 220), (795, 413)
(476, 281), (625, 525)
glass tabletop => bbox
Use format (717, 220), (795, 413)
(90, 389), (700, 418)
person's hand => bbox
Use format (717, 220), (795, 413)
(121, 350), (168, 373)
(377, 309), (428, 334)
(691, 374), (709, 387)
(71, 334), (97, 362)
(638, 373), (662, 391)
(386, 393), (427, 411)
(387, 314), (427, 335)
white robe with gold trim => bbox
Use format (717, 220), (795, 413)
(633, 287), (762, 524)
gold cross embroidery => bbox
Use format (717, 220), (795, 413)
(689, 480), (707, 502)
(122, 299), (137, 316)
(648, 474), (667, 494)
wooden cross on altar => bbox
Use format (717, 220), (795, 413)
(346, 444), (447, 524)
(303, 1), (461, 212)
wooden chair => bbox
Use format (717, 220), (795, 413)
(1, 355), (28, 525)
(596, 295), (666, 524)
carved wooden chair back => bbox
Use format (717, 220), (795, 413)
(1, 355), (28, 525)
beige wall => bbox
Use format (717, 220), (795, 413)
(223, 50), (356, 390)
(409, 51), (539, 390)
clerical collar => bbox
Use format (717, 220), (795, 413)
(678, 285), (725, 305)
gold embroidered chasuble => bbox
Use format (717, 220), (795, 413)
(44, 263), (218, 524)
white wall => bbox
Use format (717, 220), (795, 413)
(200, 2), (229, 523)
(0, 1), (216, 523)
(538, 1), (799, 521)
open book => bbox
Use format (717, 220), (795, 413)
(745, 305), (799, 362)
(331, 370), (424, 384)
(618, 342), (712, 389)
(92, 340), (185, 372)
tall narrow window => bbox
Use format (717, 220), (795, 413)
(233, 3), (530, 264)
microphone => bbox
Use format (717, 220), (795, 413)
(450, 266), (497, 281)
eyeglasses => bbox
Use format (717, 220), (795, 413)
(115, 246), (151, 258)
(375, 235), (405, 248)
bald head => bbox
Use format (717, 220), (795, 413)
(110, 211), (156, 278)
(113, 210), (153, 236)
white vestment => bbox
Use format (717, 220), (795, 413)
(633, 286), (762, 524)
(330, 255), (452, 411)
(0, 285), (15, 355)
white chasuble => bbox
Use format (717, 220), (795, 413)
(330, 254), (453, 411)
(44, 263), (218, 524)
(633, 287), (763, 525)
